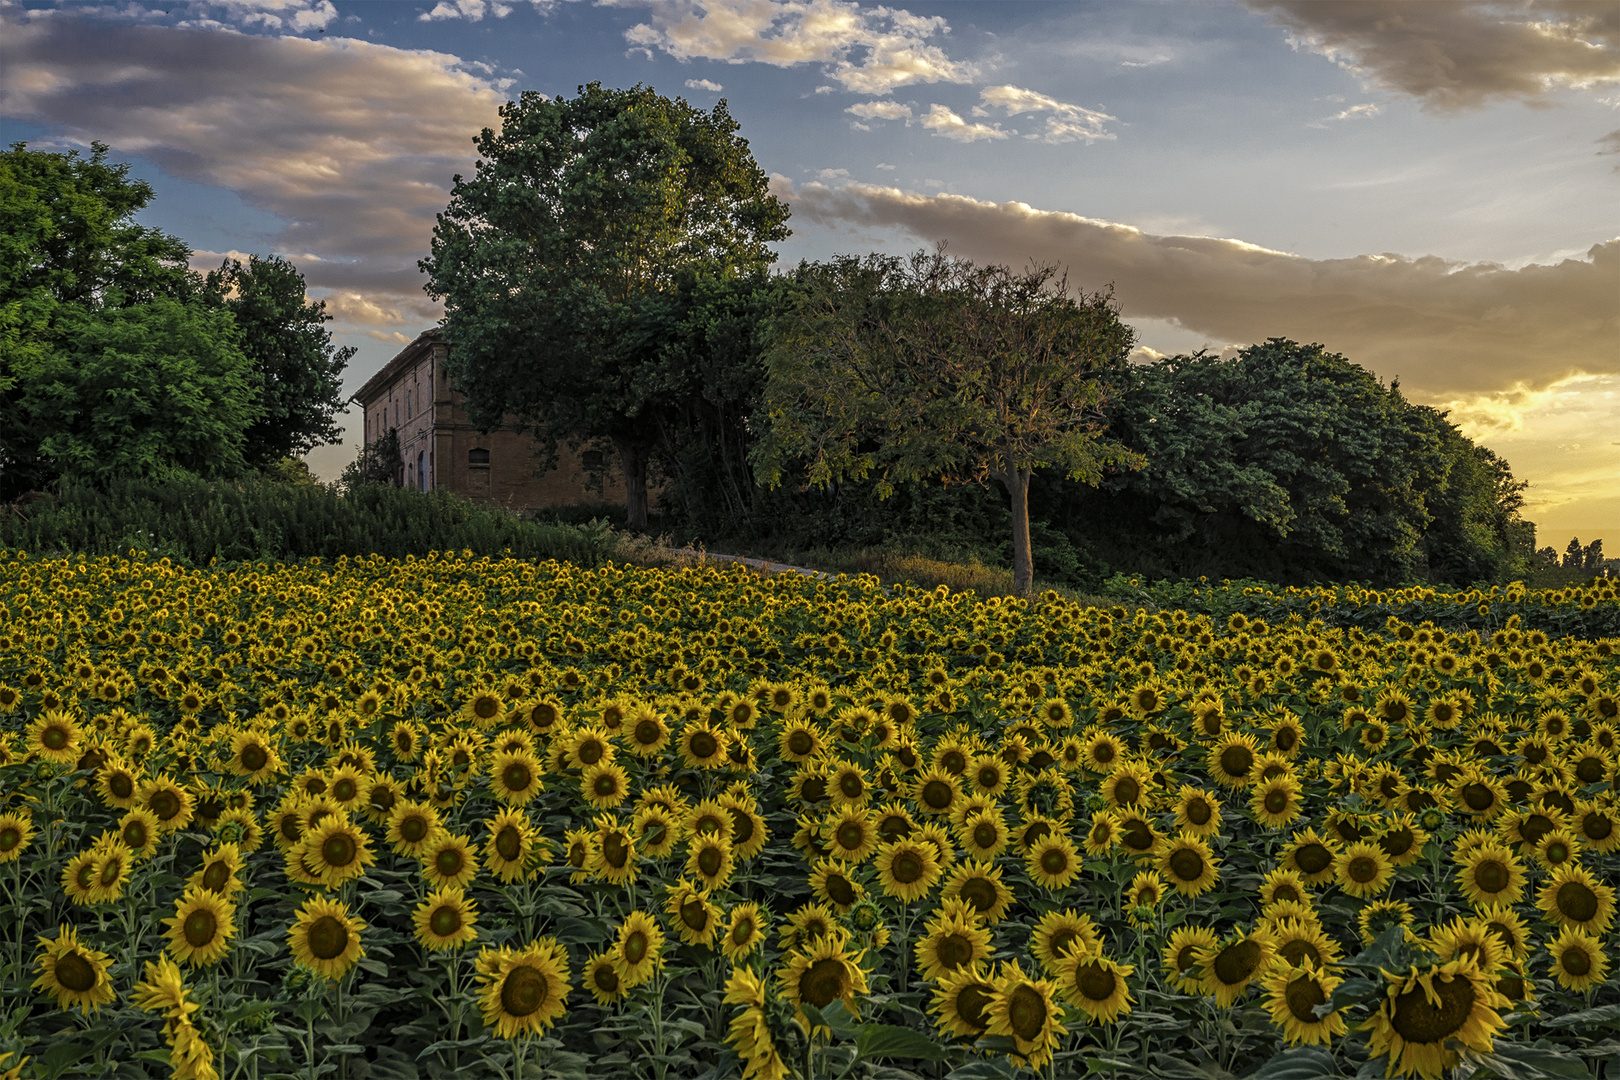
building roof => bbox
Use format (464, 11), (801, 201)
(351, 328), (441, 407)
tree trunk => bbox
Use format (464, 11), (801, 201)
(614, 436), (649, 530)
(1003, 467), (1034, 596)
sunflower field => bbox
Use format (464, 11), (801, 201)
(0, 549), (1616, 1080)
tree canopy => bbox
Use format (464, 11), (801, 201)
(756, 248), (1143, 594)
(0, 142), (351, 499)
(421, 82), (791, 528)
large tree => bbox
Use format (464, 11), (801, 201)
(755, 249), (1143, 595)
(204, 255), (353, 467)
(421, 82), (791, 528)
(0, 142), (259, 498)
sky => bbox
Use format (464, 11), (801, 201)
(3, 0), (1617, 548)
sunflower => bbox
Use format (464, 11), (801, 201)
(1249, 776), (1304, 828)
(932, 964), (998, 1039)
(1333, 842), (1394, 899)
(1573, 799), (1620, 853)
(413, 886), (479, 951)
(958, 811), (1010, 861)
(288, 896), (365, 980)
(1031, 909), (1101, 976)
(362, 775), (404, 825)
(1259, 868), (1310, 909)
(687, 833), (735, 891)
(477, 939), (572, 1038)
(1280, 828), (1341, 886)
(1375, 815), (1430, 868)
(189, 843), (245, 898)
(1472, 903), (1530, 962)
(941, 861), (1014, 924)
(1113, 810), (1164, 858)
(1055, 950), (1134, 1026)
(1454, 842), (1526, 907)
(86, 838), (133, 904)
(720, 796), (770, 861)
(1262, 962), (1346, 1047)
(632, 805), (683, 860)
(914, 910), (993, 982)
(587, 820), (637, 886)
(1172, 786), (1222, 838)
(826, 760), (869, 808)
(164, 888), (236, 967)
(1025, 833), (1081, 891)
(615, 910), (665, 986)
(911, 769), (961, 817)
(778, 936), (869, 1030)
(982, 960), (1065, 1069)
(624, 708), (669, 757)
(226, 730), (281, 784)
(1207, 732), (1260, 789)
(117, 806), (162, 860)
(777, 721), (823, 764)
(1546, 925), (1608, 992)
(1362, 959), (1507, 1080)
(583, 950), (626, 1006)
(1163, 926), (1219, 994)
(1271, 919), (1341, 972)
(578, 761), (629, 810)
(1157, 833), (1221, 897)
(139, 776), (194, 832)
(95, 757), (140, 810)
(566, 726), (615, 771)
(809, 858), (864, 913)
(31, 925), (115, 1012)
(1198, 929), (1277, 1007)
(666, 880), (720, 947)
(1082, 811), (1119, 856)
(386, 800), (441, 858)
(488, 750), (544, 806)
(303, 815), (375, 887)
(723, 965), (789, 1080)
(721, 901), (767, 962)
(824, 806), (878, 864)
(1356, 898), (1416, 946)
(27, 711), (82, 766)
(876, 838), (942, 902)
(1536, 863), (1615, 934)
(679, 723), (728, 770)
(421, 832), (480, 890)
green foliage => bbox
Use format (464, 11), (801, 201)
(756, 249), (1142, 594)
(0, 475), (615, 566)
(339, 427), (403, 493)
(422, 82), (790, 528)
(203, 254), (354, 467)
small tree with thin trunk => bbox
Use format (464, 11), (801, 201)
(754, 248), (1143, 595)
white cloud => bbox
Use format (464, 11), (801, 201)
(1244, 0), (1620, 112)
(607, 0), (977, 94)
(684, 77), (724, 91)
(1307, 102), (1383, 128)
(775, 178), (1619, 400)
(815, 167), (848, 180)
(874, 162), (896, 170)
(846, 99), (912, 121)
(977, 84), (1116, 144)
(1, 10), (508, 332)
(919, 103), (1007, 143)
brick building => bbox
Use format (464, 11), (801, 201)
(352, 329), (625, 510)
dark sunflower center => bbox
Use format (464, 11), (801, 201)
(1186, 800), (1212, 826)
(435, 849), (464, 877)
(940, 750), (966, 774)
(149, 791), (180, 821)
(307, 915), (349, 960)
(602, 833), (630, 869)
(623, 931), (648, 964)
(495, 825), (523, 862)
(43, 725), (69, 750)
(635, 720), (662, 746)
(787, 730), (814, 756)
(1295, 844), (1332, 874)
(698, 846), (724, 876)
(1114, 778), (1141, 805)
(960, 877), (996, 914)
(1265, 790), (1290, 814)
(1557, 881), (1599, 923)
(1462, 784), (1494, 811)
(1120, 820), (1154, 851)
(1390, 975), (1476, 1044)
(836, 823), (867, 852)
(430, 905), (462, 937)
(1276, 727), (1298, 751)
(474, 697), (500, 720)
(1175, 945), (1198, 973)
(1475, 860), (1509, 893)
(1280, 939), (1321, 967)
(501, 964), (547, 1016)
(1007, 984), (1047, 1041)
(937, 933), (974, 970)
(1093, 742), (1117, 764)
(802, 957), (848, 1008)
(680, 897), (709, 931)
(922, 781), (953, 810)
(1076, 961), (1116, 1003)
(503, 763), (532, 792)
(826, 875), (855, 906)
(99, 857), (124, 886)
(1039, 849), (1068, 875)
(323, 834), (357, 868)
(689, 732), (719, 759)
(1560, 944), (1592, 976)
(183, 908), (218, 947)
(1220, 746), (1253, 778)
(957, 985), (992, 1031)
(240, 745), (268, 771)
(0, 827), (22, 852)
(1285, 975), (1325, 1023)
(110, 774), (135, 799)
(1049, 929), (1079, 959)
(1169, 848), (1205, 882)
(577, 741), (604, 766)
(1348, 856), (1380, 884)
(55, 952), (97, 993)
(892, 852), (924, 883)
(1212, 940), (1262, 985)
(401, 816), (428, 843)
(1521, 815), (1554, 844)
(124, 822), (149, 849)
(1380, 829), (1415, 857)
(973, 823), (998, 850)
(202, 862), (231, 892)
(592, 773), (618, 798)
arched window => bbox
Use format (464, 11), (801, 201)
(469, 448), (490, 466)
(418, 450), (426, 492)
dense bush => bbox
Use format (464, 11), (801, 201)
(0, 476), (612, 567)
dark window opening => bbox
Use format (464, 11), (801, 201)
(469, 448), (490, 466)
(582, 450), (604, 471)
